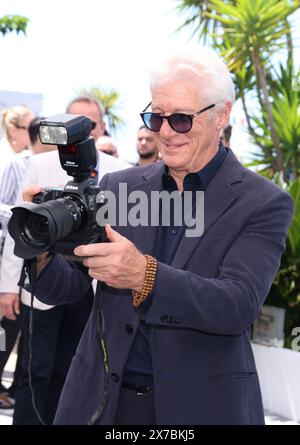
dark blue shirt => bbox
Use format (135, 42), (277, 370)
(123, 143), (228, 386)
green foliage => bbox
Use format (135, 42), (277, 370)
(207, 0), (297, 65)
(0, 15), (28, 36)
(175, 0), (300, 346)
(76, 86), (124, 134)
(271, 63), (300, 177)
(174, 0), (228, 43)
(175, 0), (299, 178)
(245, 61), (300, 175)
(265, 178), (300, 346)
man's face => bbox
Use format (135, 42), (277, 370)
(67, 101), (105, 140)
(96, 136), (118, 157)
(33, 139), (57, 154)
(9, 113), (34, 152)
(150, 79), (229, 175)
(137, 128), (157, 159)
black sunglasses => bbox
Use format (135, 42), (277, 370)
(140, 102), (215, 134)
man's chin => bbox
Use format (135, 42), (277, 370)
(139, 151), (157, 160)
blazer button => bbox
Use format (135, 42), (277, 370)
(111, 373), (120, 383)
(125, 324), (134, 334)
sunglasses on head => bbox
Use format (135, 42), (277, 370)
(140, 102), (215, 134)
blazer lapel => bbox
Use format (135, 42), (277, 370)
(171, 150), (244, 269)
(128, 162), (165, 256)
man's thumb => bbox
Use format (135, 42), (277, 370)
(105, 224), (123, 242)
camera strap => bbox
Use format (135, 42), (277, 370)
(21, 258), (47, 425)
(18, 261), (33, 294)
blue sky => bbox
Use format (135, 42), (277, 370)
(1, 0), (299, 163)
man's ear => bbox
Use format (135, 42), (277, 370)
(216, 101), (232, 130)
(100, 122), (107, 136)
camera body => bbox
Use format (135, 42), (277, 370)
(32, 179), (106, 257)
(8, 114), (107, 260)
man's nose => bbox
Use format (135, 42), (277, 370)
(159, 118), (176, 137)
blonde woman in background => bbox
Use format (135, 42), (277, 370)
(0, 106), (33, 410)
(0, 106), (34, 169)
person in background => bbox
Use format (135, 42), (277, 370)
(96, 135), (119, 158)
(0, 117), (55, 233)
(136, 125), (159, 166)
(66, 95), (106, 140)
(0, 107), (34, 406)
(0, 105), (34, 265)
(0, 117), (54, 410)
(0, 106), (34, 169)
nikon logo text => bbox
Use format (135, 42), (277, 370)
(65, 185), (79, 190)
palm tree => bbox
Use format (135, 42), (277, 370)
(175, 0), (300, 339)
(250, 61), (300, 178)
(175, 0), (299, 177)
(175, 0), (226, 43)
(210, 0), (298, 174)
(77, 86), (124, 135)
(0, 15), (28, 36)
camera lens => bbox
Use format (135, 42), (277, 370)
(8, 196), (86, 259)
(22, 214), (50, 247)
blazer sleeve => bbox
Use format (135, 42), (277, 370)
(32, 254), (92, 306)
(144, 189), (294, 336)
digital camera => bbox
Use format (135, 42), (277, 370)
(8, 114), (107, 259)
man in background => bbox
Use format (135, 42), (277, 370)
(136, 125), (159, 166)
(96, 135), (118, 158)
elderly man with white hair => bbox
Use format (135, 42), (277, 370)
(21, 47), (293, 425)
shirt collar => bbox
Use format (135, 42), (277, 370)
(162, 141), (228, 191)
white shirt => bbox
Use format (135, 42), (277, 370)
(0, 137), (15, 170)
(0, 150), (32, 232)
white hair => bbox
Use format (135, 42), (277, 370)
(150, 47), (235, 113)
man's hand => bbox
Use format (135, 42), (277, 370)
(22, 184), (43, 202)
(0, 293), (20, 320)
(74, 224), (147, 292)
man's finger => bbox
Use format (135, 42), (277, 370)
(13, 298), (20, 316)
(5, 309), (16, 320)
(74, 242), (114, 258)
(82, 255), (110, 269)
(105, 224), (123, 242)
(22, 185), (43, 202)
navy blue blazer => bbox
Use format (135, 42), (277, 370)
(35, 150), (293, 425)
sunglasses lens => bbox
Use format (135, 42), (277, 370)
(142, 113), (162, 132)
(169, 114), (192, 133)
(91, 121), (97, 130)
